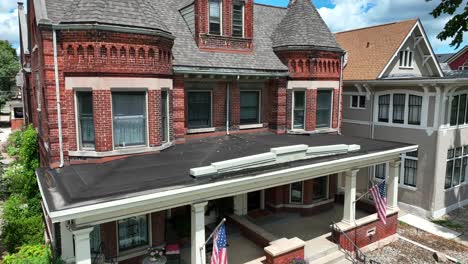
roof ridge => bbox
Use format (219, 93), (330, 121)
(335, 18), (418, 34)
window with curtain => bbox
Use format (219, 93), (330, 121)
(112, 92), (147, 148)
(290, 181), (303, 203)
(90, 225), (101, 254)
(209, 0), (221, 35)
(77, 91), (95, 149)
(408, 95), (422, 125)
(232, 1), (244, 37)
(188, 91), (212, 129)
(240, 91), (260, 124)
(316, 90), (332, 128)
(378, 95), (390, 122)
(403, 151), (418, 187)
(313, 176), (328, 201)
(450, 94), (468, 126)
(161, 90), (169, 142)
(445, 146), (468, 189)
(118, 215), (149, 251)
(293, 91), (305, 129)
(375, 163), (386, 180)
(392, 94), (406, 124)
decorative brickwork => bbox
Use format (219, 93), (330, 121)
(276, 50), (341, 80)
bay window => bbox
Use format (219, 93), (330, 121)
(240, 91), (260, 124)
(408, 95), (423, 125)
(450, 93), (468, 126)
(209, 0), (222, 35)
(290, 181), (303, 203)
(293, 91), (306, 129)
(118, 215), (149, 251)
(445, 146), (468, 189)
(187, 91), (212, 129)
(316, 90), (333, 128)
(76, 91), (95, 149)
(392, 94), (405, 124)
(232, 0), (244, 37)
(112, 92), (147, 148)
(378, 95), (390, 122)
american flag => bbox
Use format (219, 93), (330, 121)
(370, 181), (387, 225)
(211, 223), (228, 264)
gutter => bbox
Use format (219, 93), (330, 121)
(338, 54), (344, 134)
(52, 29), (64, 168)
(226, 82), (231, 135)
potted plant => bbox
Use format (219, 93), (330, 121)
(290, 258), (308, 264)
(147, 247), (165, 263)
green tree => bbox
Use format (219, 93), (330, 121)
(427, 0), (468, 48)
(0, 40), (20, 107)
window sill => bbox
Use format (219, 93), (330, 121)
(350, 107), (366, 110)
(444, 182), (468, 192)
(399, 67), (414, 70)
(187, 127), (216, 134)
(239, 124), (263, 130)
(116, 245), (150, 262)
(69, 142), (173, 158)
(399, 184), (417, 191)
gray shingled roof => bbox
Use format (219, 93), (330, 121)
(272, 0), (341, 50)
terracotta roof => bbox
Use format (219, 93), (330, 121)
(336, 19), (418, 81)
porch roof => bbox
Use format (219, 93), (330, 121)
(37, 133), (413, 221)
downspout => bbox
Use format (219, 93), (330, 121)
(338, 54), (344, 135)
(226, 81), (231, 135)
(53, 29), (64, 167)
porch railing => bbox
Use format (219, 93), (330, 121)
(92, 242), (105, 264)
(331, 222), (381, 264)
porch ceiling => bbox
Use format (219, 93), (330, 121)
(37, 132), (415, 223)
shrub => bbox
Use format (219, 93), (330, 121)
(2, 195), (44, 253)
(2, 244), (51, 264)
(5, 131), (22, 158)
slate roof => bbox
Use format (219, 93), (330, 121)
(437, 53), (455, 63)
(37, 133), (411, 212)
(336, 19), (417, 81)
(272, 0), (341, 51)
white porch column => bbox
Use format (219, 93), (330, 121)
(233, 193), (248, 216)
(72, 227), (94, 264)
(387, 160), (401, 210)
(60, 222), (75, 263)
(191, 202), (208, 264)
(342, 169), (358, 224)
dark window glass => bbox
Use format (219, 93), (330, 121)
(459, 94), (467, 125)
(209, 0), (221, 35)
(406, 151), (418, 158)
(290, 182), (303, 203)
(408, 51), (413, 67)
(118, 215), (148, 251)
(13, 107), (24, 119)
(351, 96), (358, 108)
(359, 95), (366, 108)
(404, 159), (417, 187)
(316, 90), (332, 128)
(378, 95), (390, 122)
(408, 95), (422, 125)
(161, 91), (168, 142)
(188, 92), (211, 129)
(375, 163), (386, 179)
(313, 176), (328, 201)
(456, 147), (463, 157)
(450, 95), (459, 126)
(77, 91), (95, 149)
(462, 157), (467, 183)
(90, 226), (101, 254)
(445, 160), (454, 189)
(393, 94), (406, 124)
(453, 158), (462, 186)
(240, 91), (260, 124)
(232, 1), (244, 37)
(293, 91), (305, 129)
(448, 149), (455, 159)
(399, 51), (404, 67)
(112, 92), (146, 147)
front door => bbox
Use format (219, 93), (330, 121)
(248, 191), (261, 211)
(316, 90), (333, 129)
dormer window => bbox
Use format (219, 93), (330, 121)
(399, 49), (413, 68)
(232, 0), (244, 37)
(209, 0), (222, 35)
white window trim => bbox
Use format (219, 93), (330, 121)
(111, 89), (150, 150)
(444, 146), (468, 191)
(448, 91), (468, 127)
(209, 0), (223, 36)
(291, 89), (307, 131)
(373, 163), (388, 182)
(232, 1), (245, 38)
(186, 90), (214, 133)
(74, 88), (95, 151)
(350, 95), (366, 110)
(240, 89), (262, 126)
(399, 153), (418, 190)
(374, 90), (428, 129)
(399, 48), (414, 69)
(289, 181), (304, 204)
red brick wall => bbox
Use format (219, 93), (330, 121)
(173, 77), (186, 143)
(93, 90), (113, 152)
(333, 213), (398, 252)
(148, 90), (162, 147)
(213, 83), (227, 128)
(276, 50), (341, 80)
(449, 50), (468, 70)
(10, 119), (24, 131)
(151, 211), (166, 246)
(305, 89), (317, 131)
(100, 221), (118, 259)
(265, 247), (304, 264)
(230, 82), (241, 129)
(332, 88), (340, 129)
(268, 79), (287, 133)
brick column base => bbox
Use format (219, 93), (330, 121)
(265, 238), (305, 264)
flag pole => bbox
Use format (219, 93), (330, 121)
(200, 218), (226, 251)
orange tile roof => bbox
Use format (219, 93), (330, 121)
(335, 19), (418, 81)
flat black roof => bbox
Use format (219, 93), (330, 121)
(38, 133), (409, 212)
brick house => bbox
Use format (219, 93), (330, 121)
(19, 0), (417, 263)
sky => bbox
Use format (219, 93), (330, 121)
(1, 0), (467, 55)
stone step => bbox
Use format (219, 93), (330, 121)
(311, 250), (347, 264)
(305, 234), (339, 260)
